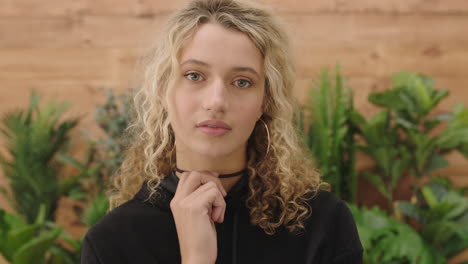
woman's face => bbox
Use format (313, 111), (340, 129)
(168, 23), (265, 159)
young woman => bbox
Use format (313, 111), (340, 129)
(80, 0), (363, 263)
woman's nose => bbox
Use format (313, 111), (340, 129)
(202, 79), (228, 113)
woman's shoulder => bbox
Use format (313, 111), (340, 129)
(84, 199), (141, 238)
(304, 189), (363, 260)
(85, 181), (174, 238)
(84, 195), (170, 242)
(307, 188), (348, 213)
(303, 189), (359, 234)
(80, 196), (177, 263)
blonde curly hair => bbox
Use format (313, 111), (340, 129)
(108, 0), (322, 235)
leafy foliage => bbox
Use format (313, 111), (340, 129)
(437, 104), (468, 157)
(0, 92), (84, 223)
(397, 177), (468, 259)
(85, 89), (135, 223)
(300, 68), (359, 202)
(0, 205), (62, 264)
(304, 70), (468, 261)
(61, 89), (135, 227)
(352, 109), (411, 211)
(349, 204), (446, 264)
(352, 72), (468, 209)
(46, 229), (83, 264)
(81, 192), (109, 227)
(93, 88), (135, 178)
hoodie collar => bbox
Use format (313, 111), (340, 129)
(134, 170), (250, 210)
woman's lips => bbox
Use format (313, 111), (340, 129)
(196, 120), (232, 136)
(198, 126), (230, 136)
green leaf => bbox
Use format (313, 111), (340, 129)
(430, 90), (450, 110)
(349, 204), (444, 263)
(82, 193), (109, 226)
(58, 173), (85, 198)
(67, 187), (87, 201)
(437, 104), (468, 155)
(412, 74), (432, 113)
(34, 204), (46, 226)
(422, 186), (439, 209)
(397, 201), (423, 223)
(368, 88), (406, 110)
(362, 172), (389, 199)
(2, 209), (27, 231)
(56, 154), (86, 171)
(424, 154), (449, 175)
(12, 226), (62, 264)
(442, 192), (468, 220)
(396, 116), (417, 129)
(3, 225), (38, 260)
(57, 230), (82, 251)
(348, 109), (366, 127)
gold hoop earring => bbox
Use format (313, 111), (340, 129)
(259, 118), (270, 156)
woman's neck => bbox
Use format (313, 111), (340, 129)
(174, 148), (246, 192)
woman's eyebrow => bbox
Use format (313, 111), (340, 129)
(180, 59), (210, 67)
(232, 66), (260, 78)
(180, 59), (260, 78)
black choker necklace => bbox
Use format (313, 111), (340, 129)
(174, 167), (248, 178)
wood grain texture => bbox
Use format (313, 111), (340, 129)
(2, 0), (468, 16)
(2, 14), (468, 48)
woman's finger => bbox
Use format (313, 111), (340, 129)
(198, 187), (226, 223)
(182, 180), (225, 207)
(176, 171), (227, 198)
(185, 182), (226, 223)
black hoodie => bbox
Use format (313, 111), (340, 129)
(81, 171), (363, 264)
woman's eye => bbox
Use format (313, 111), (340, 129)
(184, 72), (204, 82)
(234, 79), (252, 88)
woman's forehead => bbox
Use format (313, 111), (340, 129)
(178, 23), (264, 74)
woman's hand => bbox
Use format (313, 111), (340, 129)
(170, 171), (227, 264)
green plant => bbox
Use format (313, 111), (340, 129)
(351, 110), (412, 213)
(59, 145), (109, 230)
(352, 72), (468, 208)
(397, 177), (468, 259)
(0, 205), (62, 264)
(300, 68), (359, 202)
(81, 192), (109, 227)
(60, 89), (135, 228)
(94, 88), (135, 178)
(0, 92), (85, 223)
(349, 204), (446, 264)
(46, 229), (82, 264)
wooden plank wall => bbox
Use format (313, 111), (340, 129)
(0, 0), (468, 262)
